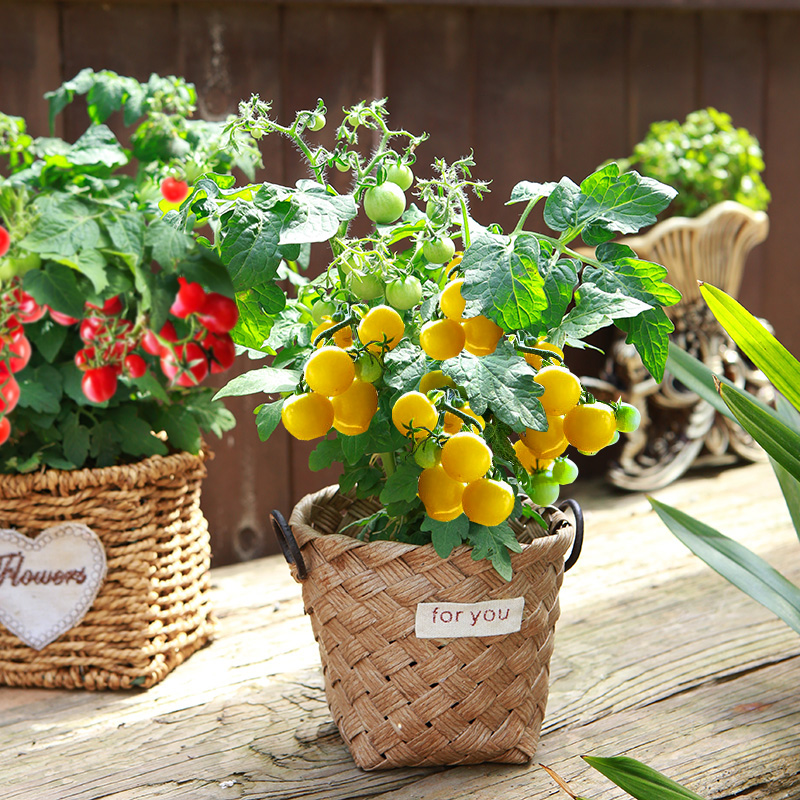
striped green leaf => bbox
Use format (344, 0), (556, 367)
(700, 282), (800, 414)
(583, 756), (706, 800)
(650, 498), (800, 635)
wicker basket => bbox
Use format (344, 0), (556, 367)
(275, 485), (581, 770)
(0, 450), (214, 690)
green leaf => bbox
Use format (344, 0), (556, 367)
(584, 755), (707, 800)
(444, 343), (545, 433)
(106, 212), (146, 270)
(700, 282), (800, 414)
(543, 177), (597, 232)
(584, 257), (682, 309)
(109, 406), (168, 458)
(25, 320), (68, 363)
(616, 307), (674, 383)
(158, 405), (202, 454)
(62, 414), (91, 467)
(379, 461), (423, 506)
(146, 218), (193, 266)
(540, 258), (579, 334)
(507, 181), (558, 206)
(461, 231), (547, 331)
(219, 199), (288, 292)
(61, 124), (128, 170)
(17, 365), (62, 414)
(556, 284), (652, 342)
(383, 340), (430, 394)
(24, 263), (87, 319)
(665, 343), (736, 422)
(719, 380), (800, 482)
(255, 400), (285, 442)
(21, 196), (101, 257)
(71, 248), (109, 294)
(421, 515), (469, 558)
(86, 73), (127, 124)
(772, 395), (800, 542)
(279, 181), (357, 246)
(650, 497), (800, 635)
(213, 366), (300, 400)
(309, 438), (342, 472)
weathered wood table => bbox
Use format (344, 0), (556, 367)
(3, 460), (799, 800)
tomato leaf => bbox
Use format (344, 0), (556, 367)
(616, 307), (674, 383)
(584, 257), (682, 308)
(461, 231), (547, 331)
(443, 344), (545, 433)
(21, 195), (101, 257)
(109, 406), (168, 457)
(213, 366), (300, 399)
(146, 218), (194, 266)
(379, 460), (423, 506)
(17, 365), (62, 414)
(507, 181), (558, 206)
(540, 258), (580, 335)
(422, 515), (469, 558)
(255, 400), (284, 442)
(23, 263), (86, 319)
(308, 438), (343, 472)
(61, 413), (91, 467)
(583, 755), (707, 800)
(555, 284), (652, 342)
(383, 340), (430, 394)
(279, 181), (357, 246)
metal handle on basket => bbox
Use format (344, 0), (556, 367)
(270, 509), (308, 580)
(557, 498), (584, 573)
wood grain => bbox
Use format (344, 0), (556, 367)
(2, 460), (798, 799)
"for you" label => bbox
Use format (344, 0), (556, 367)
(415, 597), (525, 638)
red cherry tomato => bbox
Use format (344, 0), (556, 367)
(197, 293), (238, 334)
(160, 177), (190, 204)
(81, 366), (118, 403)
(14, 290), (46, 323)
(80, 317), (105, 343)
(74, 347), (95, 370)
(0, 373), (21, 414)
(0, 226), (10, 258)
(141, 321), (177, 356)
(0, 415), (10, 445)
(48, 308), (79, 326)
(203, 332), (236, 374)
(102, 295), (123, 315)
(5, 334), (31, 373)
(123, 353), (147, 379)
(170, 278), (206, 318)
(160, 342), (209, 387)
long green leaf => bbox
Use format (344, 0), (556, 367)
(719, 381), (800, 483)
(650, 498), (800, 634)
(700, 282), (800, 414)
(583, 756), (706, 800)
(665, 342), (734, 421)
(772, 394), (800, 542)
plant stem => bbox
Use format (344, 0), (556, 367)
(511, 198), (538, 236)
(380, 451), (396, 477)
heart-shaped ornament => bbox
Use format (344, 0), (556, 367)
(0, 523), (107, 650)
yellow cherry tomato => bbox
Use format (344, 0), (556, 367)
(440, 431), (492, 483)
(311, 317), (353, 349)
(357, 304), (405, 354)
(419, 369), (457, 394)
(534, 365), (582, 416)
(445, 253), (463, 278)
(331, 379), (378, 435)
(443, 403), (484, 434)
(303, 346), (355, 397)
(462, 315), (504, 356)
(523, 340), (564, 370)
(439, 278), (466, 320)
(461, 478), (515, 527)
(520, 415), (569, 459)
(392, 391), (438, 439)
(420, 318), (466, 361)
(563, 402), (617, 454)
(281, 392), (334, 440)
(418, 464), (465, 522)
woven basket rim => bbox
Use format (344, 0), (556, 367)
(289, 484), (574, 566)
(0, 447), (209, 496)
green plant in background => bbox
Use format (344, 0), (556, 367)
(613, 108), (770, 219)
(653, 283), (800, 633)
(0, 70), (262, 471)
(174, 96), (680, 577)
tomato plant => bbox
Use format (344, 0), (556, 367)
(182, 97), (676, 578)
(0, 70), (251, 469)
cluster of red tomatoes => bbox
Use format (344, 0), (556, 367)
(72, 279), (238, 403)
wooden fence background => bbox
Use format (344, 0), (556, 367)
(2, 0), (799, 565)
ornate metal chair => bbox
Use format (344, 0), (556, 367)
(583, 201), (771, 491)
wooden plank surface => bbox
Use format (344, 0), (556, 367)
(2, 459), (798, 799)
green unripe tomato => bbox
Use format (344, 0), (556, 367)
(615, 402), (642, 433)
(307, 112), (326, 132)
(551, 457), (579, 485)
(426, 198), (447, 223)
(423, 236), (456, 265)
(413, 438), (441, 469)
(346, 270), (384, 301)
(385, 275), (423, 311)
(364, 182), (406, 225)
(311, 299), (337, 325)
(528, 476), (560, 507)
(386, 163), (414, 191)
(354, 351), (383, 384)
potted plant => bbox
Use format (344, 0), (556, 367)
(0, 70), (259, 688)
(178, 97), (678, 768)
(588, 108), (772, 491)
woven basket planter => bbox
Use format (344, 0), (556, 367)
(275, 485), (580, 770)
(0, 450), (214, 690)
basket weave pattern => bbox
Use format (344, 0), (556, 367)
(0, 451), (214, 690)
(289, 485), (574, 770)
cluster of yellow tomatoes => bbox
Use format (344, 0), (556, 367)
(280, 256), (640, 529)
